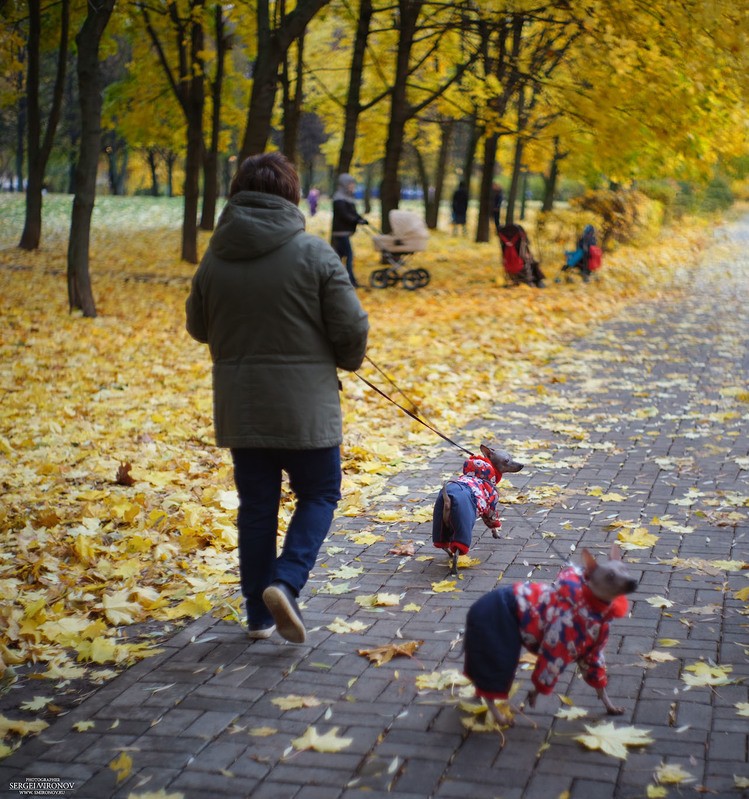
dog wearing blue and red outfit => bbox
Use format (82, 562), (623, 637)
(463, 544), (638, 726)
(432, 443), (523, 574)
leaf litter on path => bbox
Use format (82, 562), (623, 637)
(1, 204), (747, 766)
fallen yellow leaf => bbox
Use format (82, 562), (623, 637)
(358, 640), (422, 666)
(431, 579), (459, 593)
(271, 695), (323, 711)
(109, 751), (133, 784)
(575, 721), (654, 759)
(291, 726), (353, 753)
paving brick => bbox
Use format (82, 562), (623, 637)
(58, 734), (140, 766)
(182, 710), (241, 739)
(266, 763), (357, 787)
(73, 767), (120, 799)
(296, 786), (345, 799)
(111, 767), (181, 799)
(706, 730), (746, 761)
(434, 780), (524, 799)
(568, 778), (618, 799)
(169, 768), (259, 796)
(181, 740), (248, 773)
(391, 757), (446, 794)
(523, 773), (574, 799)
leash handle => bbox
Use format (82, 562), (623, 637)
(354, 370), (475, 458)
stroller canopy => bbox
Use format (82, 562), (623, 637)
(389, 210), (429, 241)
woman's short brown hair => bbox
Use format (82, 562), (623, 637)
(229, 152), (301, 205)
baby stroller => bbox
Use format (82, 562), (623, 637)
(368, 210), (431, 290)
(559, 224), (602, 282)
(498, 223), (545, 288)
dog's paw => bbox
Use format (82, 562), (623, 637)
(486, 700), (514, 727)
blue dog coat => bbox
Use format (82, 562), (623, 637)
(432, 455), (503, 554)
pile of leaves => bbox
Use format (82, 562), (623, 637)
(0, 193), (725, 758)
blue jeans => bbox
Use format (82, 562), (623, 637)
(231, 447), (342, 627)
(332, 235), (357, 286)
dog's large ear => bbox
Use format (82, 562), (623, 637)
(582, 548), (597, 576)
(609, 543), (623, 561)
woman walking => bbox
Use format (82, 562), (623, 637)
(186, 153), (369, 643)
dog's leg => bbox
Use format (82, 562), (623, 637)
(485, 697), (513, 727)
(441, 485), (460, 576)
(441, 484), (452, 528)
(597, 687), (625, 715)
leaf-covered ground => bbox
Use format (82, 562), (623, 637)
(0, 194), (732, 758)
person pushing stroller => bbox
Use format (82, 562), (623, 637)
(331, 174), (368, 287)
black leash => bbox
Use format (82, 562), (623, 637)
(355, 356), (475, 458)
(357, 360), (575, 568)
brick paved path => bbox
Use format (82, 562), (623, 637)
(2, 219), (747, 799)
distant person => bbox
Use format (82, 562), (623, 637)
(491, 182), (504, 234)
(451, 181), (468, 236)
(498, 222), (546, 288)
(578, 224), (597, 281)
(331, 173), (368, 287)
(185, 152), (369, 644)
(307, 186), (320, 216)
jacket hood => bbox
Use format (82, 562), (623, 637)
(210, 191), (305, 261)
(333, 173), (356, 202)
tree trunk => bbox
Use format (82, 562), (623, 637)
(147, 149), (160, 196)
(541, 136), (563, 212)
(65, 54), (79, 193)
(141, 0), (206, 259)
(475, 132), (498, 242)
(505, 137), (524, 227)
(239, 0), (330, 159)
(106, 135), (128, 194)
(336, 0), (373, 175)
(281, 29), (304, 165)
(425, 119), (452, 230)
(166, 152), (175, 197)
(19, 0), (41, 246)
(20, 0), (69, 249)
(379, 114), (407, 233)
(412, 144), (429, 219)
(182, 124), (201, 263)
(379, 0), (420, 233)
(15, 50), (25, 193)
(241, 44), (280, 157)
(461, 113), (481, 200)
(363, 162), (375, 214)
(67, 0), (116, 318)
(505, 85), (526, 227)
(200, 4), (227, 231)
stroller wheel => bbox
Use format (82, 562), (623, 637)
(414, 268), (430, 287)
(402, 269), (429, 290)
(370, 268), (398, 289)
